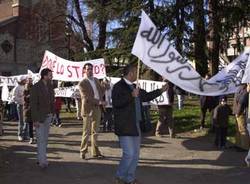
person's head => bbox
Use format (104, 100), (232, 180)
(220, 96), (227, 105)
(27, 77), (33, 84)
(83, 63), (93, 78)
(41, 68), (53, 81)
(123, 64), (137, 82)
(17, 76), (27, 85)
(25, 77), (33, 89)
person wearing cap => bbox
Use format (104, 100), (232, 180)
(12, 75), (27, 141)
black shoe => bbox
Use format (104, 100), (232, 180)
(80, 154), (86, 160)
(92, 154), (105, 159)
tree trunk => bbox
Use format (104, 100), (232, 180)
(175, 0), (184, 54)
(73, 0), (94, 51)
(96, 0), (108, 50)
(208, 0), (220, 75)
(193, 0), (207, 77)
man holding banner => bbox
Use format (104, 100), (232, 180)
(112, 64), (168, 184)
(79, 63), (106, 159)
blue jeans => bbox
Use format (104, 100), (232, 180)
(36, 114), (52, 165)
(17, 104), (27, 138)
(116, 136), (141, 183)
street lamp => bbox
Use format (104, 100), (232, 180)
(65, 25), (71, 60)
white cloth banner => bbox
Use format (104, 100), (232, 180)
(40, 50), (106, 81)
(1, 83), (10, 102)
(242, 55), (250, 83)
(132, 10), (250, 96)
(1, 75), (170, 105)
(54, 86), (80, 99)
(0, 71), (39, 87)
(53, 77), (167, 105)
(0, 75), (23, 87)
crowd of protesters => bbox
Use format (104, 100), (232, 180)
(0, 67), (250, 183)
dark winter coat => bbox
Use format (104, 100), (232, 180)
(213, 104), (232, 128)
(23, 84), (32, 122)
(112, 78), (162, 136)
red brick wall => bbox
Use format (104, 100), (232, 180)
(0, 1), (71, 74)
(0, 1), (13, 19)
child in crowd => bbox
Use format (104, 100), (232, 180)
(0, 99), (4, 136)
(52, 97), (62, 127)
(213, 96), (232, 149)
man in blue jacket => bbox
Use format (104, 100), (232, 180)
(112, 64), (167, 184)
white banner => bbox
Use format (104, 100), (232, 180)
(0, 75), (175, 105)
(242, 55), (250, 83)
(1, 83), (10, 102)
(54, 86), (80, 99)
(0, 71), (40, 87)
(132, 11), (250, 96)
(0, 75), (23, 87)
(40, 50), (106, 81)
(53, 77), (168, 105)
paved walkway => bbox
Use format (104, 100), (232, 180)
(0, 119), (249, 184)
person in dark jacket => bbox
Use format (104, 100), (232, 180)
(23, 76), (35, 144)
(30, 68), (55, 169)
(112, 64), (167, 184)
(213, 96), (232, 149)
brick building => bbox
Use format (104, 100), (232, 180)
(0, 0), (68, 75)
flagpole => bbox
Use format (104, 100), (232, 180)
(248, 84), (250, 120)
(136, 58), (140, 88)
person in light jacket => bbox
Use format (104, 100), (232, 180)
(13, 75), (27, 141)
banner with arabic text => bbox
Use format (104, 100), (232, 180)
(132, 10), (250, 96)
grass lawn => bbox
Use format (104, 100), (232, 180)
(150, 95), (236, 140)
(60, 95), (237, 141)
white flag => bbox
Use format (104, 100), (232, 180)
(132, 10), (250, 96)
(241, 55), (250, 83)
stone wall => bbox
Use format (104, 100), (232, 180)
(0, 32), (14, 63)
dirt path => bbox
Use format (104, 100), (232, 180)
(0, 119), (249, 184)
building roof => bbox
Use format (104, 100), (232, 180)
(0, 16), (18, 28)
